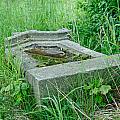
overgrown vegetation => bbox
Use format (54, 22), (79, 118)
(24, 46), (91, 67)
(69, 0), (120, 54)
(0, 0), (120, 119)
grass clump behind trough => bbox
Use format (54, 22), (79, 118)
(73, 0), (120, 54)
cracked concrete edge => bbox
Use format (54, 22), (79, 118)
(25, 54), (120, 82)
(5, 29), (71, 47)
(5, 40), (107, 71)
(59, 40), (107, 57)
(25, 54), (120, 99)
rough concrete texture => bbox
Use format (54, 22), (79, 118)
(25, 54), (120, 100)
(6, 39), (106, 71)
(5, 29), (120, 103)
(5, 29), (71, 47)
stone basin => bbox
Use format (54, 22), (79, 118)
(5, 29), (120, 103)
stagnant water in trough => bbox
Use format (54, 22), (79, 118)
(24, 45), (92, 67)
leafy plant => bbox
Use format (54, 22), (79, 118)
(75, 0), (120, 54)
(84, 79), (111, 106)
(0, 78), (30, 106)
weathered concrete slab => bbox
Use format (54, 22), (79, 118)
(5, 29), (120, 104)
(26, 54), (120, 81)
(5, 29), (71, 47)
(59, 40), (105, 58)
(6, 39), (106, 71)
(25, 54), (120, 100)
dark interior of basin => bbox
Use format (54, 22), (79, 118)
(24, 44), (92, 67)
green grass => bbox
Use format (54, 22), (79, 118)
(0, 0), (120, 119)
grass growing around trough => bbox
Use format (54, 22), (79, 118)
(0, 0), (120, 119)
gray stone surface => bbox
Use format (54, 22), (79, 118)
(59, 40), (106, 57)
(25, 54), (120, 102)
(6, 39), (106, 71)
(5, 29), (120, 103)
(5, 29), (71, 48)
(26, 54), (120, 81)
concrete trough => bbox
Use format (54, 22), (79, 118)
(5, 29), (120, 103)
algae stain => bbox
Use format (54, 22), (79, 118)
(24, 48), (92, 67)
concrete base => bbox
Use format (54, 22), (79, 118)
(5, 29), (120, 103)
(25, 54), (120, 102)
